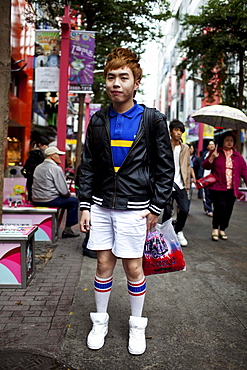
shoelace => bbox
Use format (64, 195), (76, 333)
(92, 323), (107, 334)
(129, 328), (145, 340)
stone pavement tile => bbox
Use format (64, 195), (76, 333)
(22, 316), (53, 324)
(12, 310), (42, 317)
(0, 290), (26, 296)
(0, 316), (23, 324)
(1, 305), (31, 311)
(0, 311), (13, 317)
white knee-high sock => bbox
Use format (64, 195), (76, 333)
(94, 275), (113, 313)
(127, 277), (146, 317)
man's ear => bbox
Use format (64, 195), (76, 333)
(134, 79), (140, 90)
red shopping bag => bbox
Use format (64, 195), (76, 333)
(143, 219), (186, 276)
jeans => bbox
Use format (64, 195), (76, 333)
(33, 196), (79, 227)
(203, 186), (213, 213)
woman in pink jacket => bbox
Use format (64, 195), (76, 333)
(203, 131), (247, 241)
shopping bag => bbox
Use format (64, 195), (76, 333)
(143, 219), (186, 276)
(196, 173), (217, 189)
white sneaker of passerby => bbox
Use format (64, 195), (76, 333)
(87, 312), (109, 350)
(128, 316), (148, 355)
(177, 231), (188, 247)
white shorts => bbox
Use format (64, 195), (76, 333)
(87, 204), (147, 258)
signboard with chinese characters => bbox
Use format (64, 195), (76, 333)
(35, 30), (60, 92)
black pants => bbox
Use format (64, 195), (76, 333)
(33, 196), (79, 227)
(162, 187), (189, 233)
(209, 189), (236, 231)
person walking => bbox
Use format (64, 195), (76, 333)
(162, 119), (191, 247)
(199, 140), (216, 217)
(202, 131), (247, 241)
(32, 146), (79, 238)
(187, 144), (198, 210)
(78, 47), (174, 355)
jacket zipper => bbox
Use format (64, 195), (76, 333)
(111, 130), (145, 209)
(104, 119), (118, 208)
(112, 173), (117, 208)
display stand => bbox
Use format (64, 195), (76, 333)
(0, 226), (37, 288)
(2, 206), (58, 242)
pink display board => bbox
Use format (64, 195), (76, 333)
(0, 226), (37, 237)
(0, 226), (36, 287)
(3, 178), (27, 206)
(2, 214), (53, 241)
(0, 243), (21, 285)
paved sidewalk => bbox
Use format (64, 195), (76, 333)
(0, 227), (83, 356)
(0, 194), (247, 369)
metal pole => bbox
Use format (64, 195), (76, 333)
(57, 4), (71, 170)
(74, 93), (85, 179)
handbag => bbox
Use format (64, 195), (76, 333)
(143, 219), (186, 276)
(196, 173), (217, 189)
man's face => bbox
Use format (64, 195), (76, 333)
(51, 153), (61, 165)
(105, 67), (140, 107)
(207, 141), (215, 151)
(170, 127), (183, 142)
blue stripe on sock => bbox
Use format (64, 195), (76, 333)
(94, 278), (113, 292)
(128, 279), (146, 295)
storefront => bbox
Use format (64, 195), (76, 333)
(6, 0), (35, 169)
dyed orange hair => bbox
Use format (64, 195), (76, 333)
(104, 47), (143, 82)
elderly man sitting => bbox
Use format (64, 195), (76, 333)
(32, 146), (79, 238)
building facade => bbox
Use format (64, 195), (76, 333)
(155, 0), (247, 159)
(7, 0), (34, 168)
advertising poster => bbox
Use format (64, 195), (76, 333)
(35, 30), (60, 92)
(90, 104), (101, 118)
(186, 113), (200, 142)
(203, 124), (214, 139)
(69, 31), (96, 93)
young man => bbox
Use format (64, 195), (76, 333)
(78, 48), (174, 355)
(162, 120), (190, 247)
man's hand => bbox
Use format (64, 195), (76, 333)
(141, 210), (159, 233)
(80, 210), (90, 233)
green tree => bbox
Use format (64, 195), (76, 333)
(28, 0), (172, 106)
(176, 0), (247, 111)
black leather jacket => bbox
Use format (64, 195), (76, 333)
(78, 105), (174, 215)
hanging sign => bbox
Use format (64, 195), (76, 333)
(34, 30), (60, 92)
(69, 31), (96, 93)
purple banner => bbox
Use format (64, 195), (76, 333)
(69, 31), (96, 93)
(90, 104), (101, 118)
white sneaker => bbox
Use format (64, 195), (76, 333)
(177, 231), (188, 247)
(87, 312), (109, 350)
(128, 316), (148, 355)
